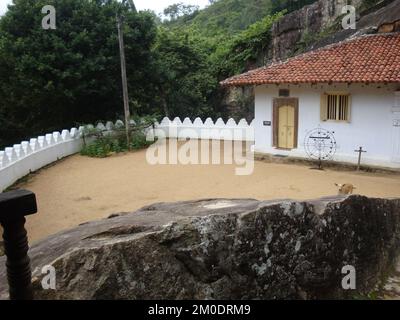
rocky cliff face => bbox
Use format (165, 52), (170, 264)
(312, 0), (400, 50)
(271, 0), (399, 61)
(0, 196), (399, 300)
(272, 0), (359, 60)
(222, 86), (255, 122)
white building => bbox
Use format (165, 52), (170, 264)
(222, 33), (400, 169)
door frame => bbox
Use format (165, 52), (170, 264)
(273, 98), (299, 149)
(392, 106), (400, 163)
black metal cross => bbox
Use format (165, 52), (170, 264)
(0, 189), (37, 300)
(354, 147), (367, 171)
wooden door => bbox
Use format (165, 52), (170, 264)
(273, 98), (298, 150)
(278, 105), (295, 149)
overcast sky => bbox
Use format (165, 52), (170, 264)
(0, 0), (210, 16)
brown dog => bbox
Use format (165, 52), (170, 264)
(335, 183), (356, 195)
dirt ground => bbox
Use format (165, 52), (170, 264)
(14, 144), (400, 243)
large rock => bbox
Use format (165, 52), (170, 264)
(0, 196), (400, 300)
(312, 0), (400, 51)
(270, 0), (400, 61)
(0, 226), (3, 257)
(271, 0), (363, 60)
(222, 86), (255, 122)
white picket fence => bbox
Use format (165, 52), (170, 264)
(0, 117), (254, 192)
(155, 117), (254, 141)
(0, 127), (83, 192)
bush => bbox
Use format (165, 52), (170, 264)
(80, 131), (153, 158)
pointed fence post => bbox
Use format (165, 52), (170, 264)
(0, 190), (37, 300)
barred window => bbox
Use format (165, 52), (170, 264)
(321, 93), (351, 122)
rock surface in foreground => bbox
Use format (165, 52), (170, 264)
(379, 257), (400, 299)
(0, 196), (400, 300)
(0, 226), (3, 257)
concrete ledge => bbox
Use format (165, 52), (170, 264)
(255, 152), (400, 175)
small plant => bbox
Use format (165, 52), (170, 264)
(81, 131), (153, 158)
(80, 117), (156, 158)
(80, 136), (114, 158)
(130, 131), (153, 150)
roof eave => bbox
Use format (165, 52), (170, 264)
(221, 80), (400, 87)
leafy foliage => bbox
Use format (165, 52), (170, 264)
(163, 3), (200, 21)
(80, 116), (156, 158)
(166, 0), (316, 36)
(80, 131), (153, 158)
(156, 2), (285, 120)
(0, 0), (156, 148)
(151, 28), (217, 119)
(167, 0), (273, 37)
(270, 0), (318, 14)
(216, 12), (284, 75)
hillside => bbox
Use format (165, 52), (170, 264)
(165, 0), (317, 37)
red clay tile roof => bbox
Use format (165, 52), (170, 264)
(220, 33), (400, 86)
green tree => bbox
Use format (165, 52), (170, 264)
(0, 0), (157, 148)
(163, 3), (200, 21)
(216, 12), (284, 76)
(271, 0), (317, 13)
(151, 28), (216, 119)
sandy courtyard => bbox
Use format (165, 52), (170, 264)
(13, 145), (400, 243)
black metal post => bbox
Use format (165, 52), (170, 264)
(0, 190), (37, 300)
